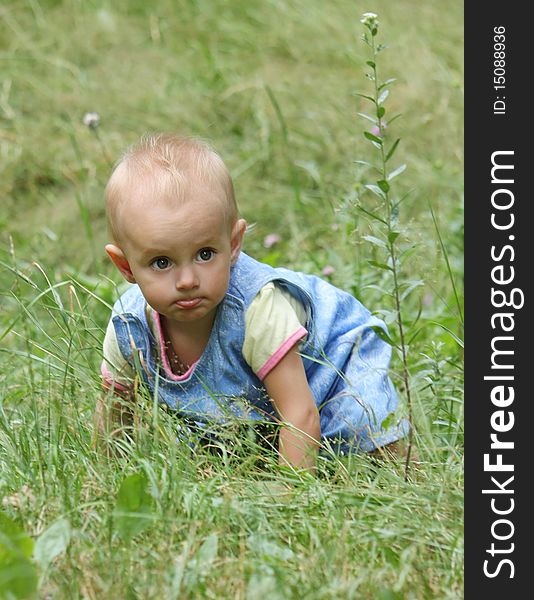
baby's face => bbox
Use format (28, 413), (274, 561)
(118, 194), (243, 329)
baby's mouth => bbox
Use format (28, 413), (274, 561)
(175, 298), (202, 310)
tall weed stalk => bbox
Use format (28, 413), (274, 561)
(357, 13), (415, 477)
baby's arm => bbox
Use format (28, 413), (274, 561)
(263, 346), (320, 471)
(94, 386), (135, 455)
(96, 319), (137, 453)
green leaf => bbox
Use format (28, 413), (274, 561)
(378, 78), (397, 91)
(388, 231), (400, 244)
(0, 555), (38, 600)
(354, 160), (373, 168)
(265, 85), (288, 143)
(33, 518), (71, 570)
(385, 139), (401, 162)
(356, 112), (377, 124)
(376, 309), (397, 325)
(377, 106), (385, 119)
(377, 89), (389, 105)
(364, 131), (383, 145)
(407, 327), (423, 346)
(369, 326), (397, 348)
(367, 260), (392, 271)
(113, 473), (154, 542)
(387, 114), (402, 126)
(429, 201), (464, 325)
(356, 205), (387, 224)
(428, 321), (464, 349)
(380, 413), (395, 431)
(364, 184), (386, 200)
(366, 60), (376, 68)
(355, 92), (376, 105)
(0, 514), (38, 599)
(377, 180), (390, 193)
(363, 235), (387, 249)
(294, 160), (321, 185)
(387, 164), (406, 181)
(0, 513), (34, 560)
(400, 280), (425, 301)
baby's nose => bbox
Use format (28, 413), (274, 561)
(175, 266), (199, 289)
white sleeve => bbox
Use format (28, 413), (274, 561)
(243, 282), (308, 380)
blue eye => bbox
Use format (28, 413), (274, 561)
(152, 257), (171, 270)
(196, 249), (214, 262)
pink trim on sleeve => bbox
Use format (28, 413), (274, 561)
(153, 312), (198, 381)
(101, 361), (131, 392)
(256, 326), (308, 381)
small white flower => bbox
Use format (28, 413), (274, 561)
(83, 112), (100, 129)
(360, 12), (379, 29)
(360, 12), (378, 23)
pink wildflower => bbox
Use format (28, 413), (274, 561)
(370, 121), (387, 137)
(322, 265), (335, 277)
(263, 233), (281, 249)
(423, 292), (434, 306)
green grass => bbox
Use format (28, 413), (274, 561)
(1, 0), (463, 597)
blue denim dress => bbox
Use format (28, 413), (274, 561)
(110, 252), (408, 452)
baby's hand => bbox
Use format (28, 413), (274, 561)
(93, 395), (134, 458)
(369, 440), (420, 463)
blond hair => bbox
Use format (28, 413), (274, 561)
(105, 133), (237, 243)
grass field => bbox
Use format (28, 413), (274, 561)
(0, 1), (463, 598)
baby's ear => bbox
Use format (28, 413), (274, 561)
(105, 244), (136, 283)
(230, 219), (247, 263)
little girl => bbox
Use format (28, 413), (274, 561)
(98, 133), (408, 469)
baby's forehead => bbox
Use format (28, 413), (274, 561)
(114, 175), (229, 233)
(118, 192), (231, 251)
(111, 163), (215, 210)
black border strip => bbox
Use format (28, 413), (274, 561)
(465, 1), (529, 594)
